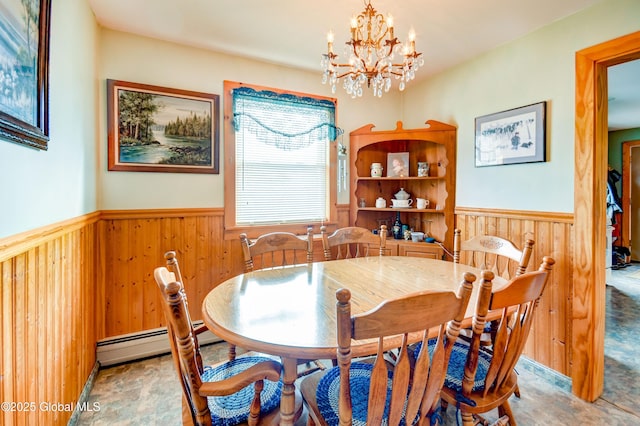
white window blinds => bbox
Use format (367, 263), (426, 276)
(232, 87), (339, 225)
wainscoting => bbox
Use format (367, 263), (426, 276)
(97, 206), (350, 339)
(0, 213), (99, 425)
(455, 207), (574, 376)
(0, 204), (571, 425)
(97, 208), (237, 339)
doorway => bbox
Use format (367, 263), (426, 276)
(622, 141), (640, 260)
(574, 31), (640, 402)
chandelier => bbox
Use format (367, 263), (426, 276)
(321, 0), (423, 98)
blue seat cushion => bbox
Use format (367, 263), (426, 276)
(201, 356), (283, 426)
(416, 338), (492, 392)
(315, 362), (417, 426)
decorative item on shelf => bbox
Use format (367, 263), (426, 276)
(370, 162), (383, 177)
(391, 199), (413, 208)
(417, 162), (429, 177)
(411, 231), (425, 242)
(392, 211), (403, 240)
(376, 197), (387, 208)
(359, 198), (366, 208)
(391, 187), (412, 208)
(321, 0), (423, 98)
(387, 152), (409, 177)
(403, 225), (411, 240)
(416, 198), (429, 209)
(394, 187), (410, 200)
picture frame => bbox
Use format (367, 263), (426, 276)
(107, 79), (219, 174)
(0, 0), (51, 150)
(475, 101), (546, 167)
(387, 152), (410, 177)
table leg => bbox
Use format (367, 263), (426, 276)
(278, 357), (297, 426)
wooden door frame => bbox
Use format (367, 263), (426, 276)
(574, 31), (640, 402)
(621, 140), (640, 250)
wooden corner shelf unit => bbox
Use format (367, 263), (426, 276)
(349, 120), (457, 255)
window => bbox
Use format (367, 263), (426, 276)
(223, 81), (340, 238)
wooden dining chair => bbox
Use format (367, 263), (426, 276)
(454, 228), (535, 280)
(153, 265), (285, 426)
(240, 227), (313, 272)
(437, 257), (555, 426)
(239, 227), (324, 377)
(300, 271), (483, 426)
(164, 251), (209, 350)
(453, 229), (535, 358)
(320, 224), (387, 261)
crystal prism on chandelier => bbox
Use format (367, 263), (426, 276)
(321, 0), (423, 98)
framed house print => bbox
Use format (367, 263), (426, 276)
(475, 101), (546, 167)
(0, 0), (51, 150)
(107, 79), (219, 173)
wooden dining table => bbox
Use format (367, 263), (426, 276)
(201, 255), (507, 425)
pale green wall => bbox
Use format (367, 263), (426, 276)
(608, 128), (640, 198)
(402, 0), (640, 213)
(0, 0), (99, 239)
(608, 128), (640, 172)
(97, 29), (401, 209)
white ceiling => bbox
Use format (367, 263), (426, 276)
(87, 0), (638, 130)
(608, 60), (640, 131)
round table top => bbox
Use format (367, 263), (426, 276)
(201, 256), (506, 360)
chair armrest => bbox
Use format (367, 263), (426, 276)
(199, 360), (282, 397)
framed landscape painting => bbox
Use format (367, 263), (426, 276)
(475, 101), (546, 167)
(107, 79), (219, 173)
(0, 0), (51, 150)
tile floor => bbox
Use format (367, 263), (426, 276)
(75, 265), (640, 425)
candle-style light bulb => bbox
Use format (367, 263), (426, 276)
(350, 16), (358, 41)
(327, 31), (334, 53)
(387, 14), (394, 39)
(408, 28), (416, 53)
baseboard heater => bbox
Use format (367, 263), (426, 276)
(96, 321), (222, 367)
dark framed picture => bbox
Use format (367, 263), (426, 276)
(0, 0), (51, 150)
(475, 101), (546, 167)
(107, 79), (219, 174)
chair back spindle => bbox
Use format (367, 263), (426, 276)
(240, 227), (313, 272)
(321, 225), (387, 261)
(453, 228), (534, 280)
(330, 272), (477, 425)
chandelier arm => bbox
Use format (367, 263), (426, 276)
(371, 13), (387, 46)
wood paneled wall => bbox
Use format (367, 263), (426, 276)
(455, 207), (574, 376)
(98, 205), (351, 339)
(0, 213), (99, 426)
(98, 209), (240, 338)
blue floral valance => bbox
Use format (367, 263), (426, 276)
(232, 86), (343, 150)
